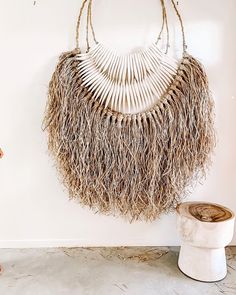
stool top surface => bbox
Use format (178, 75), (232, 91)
(177, 202), (235, 223)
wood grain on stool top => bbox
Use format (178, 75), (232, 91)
(177, 202), (235, 223)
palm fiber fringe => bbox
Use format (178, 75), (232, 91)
(43, 51), (215, 221)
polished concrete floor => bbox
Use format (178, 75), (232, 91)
(0, 247), (235, 295)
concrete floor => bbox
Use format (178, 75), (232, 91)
(0, 247), (235, 295)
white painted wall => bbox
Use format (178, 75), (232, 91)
(0, 0), (235, 248)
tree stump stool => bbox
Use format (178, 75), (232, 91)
(177, 201), (235, 282)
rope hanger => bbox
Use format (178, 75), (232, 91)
(76, 0), (187, 54)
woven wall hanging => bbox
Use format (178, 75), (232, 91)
(43, 0), (215, 221)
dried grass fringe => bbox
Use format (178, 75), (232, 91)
(43, 50), (215, 221)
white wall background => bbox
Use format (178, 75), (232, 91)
(0, 0), (235, 248)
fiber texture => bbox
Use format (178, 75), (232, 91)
(43, 50), (215, 221)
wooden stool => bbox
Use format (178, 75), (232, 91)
(177, 202), (235, 282)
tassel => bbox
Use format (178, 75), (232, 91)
(43, 51), (215, 221)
